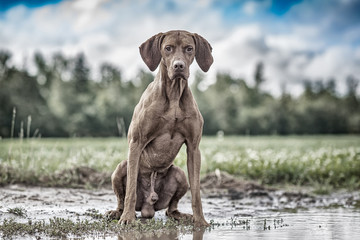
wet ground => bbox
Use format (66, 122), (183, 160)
(1, 172), (360, 239)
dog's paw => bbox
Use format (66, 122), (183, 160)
(193, 217), (210, 228)
(105, 210), (122, 221)
(118, 212), (136, 225)
(166, 209), (193, 221)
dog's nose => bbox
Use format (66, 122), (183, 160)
(173, 60), (185, 71)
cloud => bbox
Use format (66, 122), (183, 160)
(242, 0), (271, 16)
(211, 20), (360, 96)
(283, 0), (360, 45)
(0, 0), (359, 96)
(0, 0), (227, 78)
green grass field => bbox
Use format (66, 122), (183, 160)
(0, 136), (359, 190)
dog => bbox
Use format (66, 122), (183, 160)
(106, 30), (213, 227)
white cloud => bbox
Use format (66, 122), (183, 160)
(303, 46), (360, 92)
(265, 25), (324, 52)
(0, 0), (227, 79)
(243, 1), (258, 15)
(0, 0), (359, 96)
(212, 25), (265, 79)
(73, 0), (106, 11)
(242, 0), (271, 16)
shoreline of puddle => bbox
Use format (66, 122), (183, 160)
(1, 184), (360, 239)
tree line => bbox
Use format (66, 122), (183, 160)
(0, 50), (359, 137)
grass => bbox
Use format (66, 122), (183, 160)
(6, 208), (27, 217)
(198, 136), (360, 189)
(0, 136), (359, 189)
(0, 214), (291, 239)
(1, 208), (255, 239)
(0, 212), (290, 239)
(0, 217), (192, 239)
(0, 214), (266, 239)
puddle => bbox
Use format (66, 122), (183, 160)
(1, 184), (360, 239)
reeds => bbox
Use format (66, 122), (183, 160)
(26, 115), (31, 139)
(9, 107), (38, 139)
(10, 107), (16, 139)
(116, 117), (126, 138)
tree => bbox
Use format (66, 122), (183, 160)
(345, 75), (359, 110)
(100, 63), (121, 87)
(1, 49), (360, 137)
(346, 75), (359, 98)
(72, 53), (90, 92)
(0, 50), (11, 69)
(254, 61), (265, 90)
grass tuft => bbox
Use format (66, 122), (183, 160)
(7, 207), (27, 217)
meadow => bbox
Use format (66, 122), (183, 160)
(0, 136), (359, 191)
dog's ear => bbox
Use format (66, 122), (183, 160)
(139, 33), (164, 71)
(193, 33), (213, 72)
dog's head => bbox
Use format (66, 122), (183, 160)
(139, 30), (213, 81)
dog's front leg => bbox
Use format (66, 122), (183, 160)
(119, 140), (142, 224)
(186, 145), (210, 227)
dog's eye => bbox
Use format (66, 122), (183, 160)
(186, 47), (193, 53)
(165, 46), (172, 52)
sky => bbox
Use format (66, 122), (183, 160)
(1, 0), (360, 96)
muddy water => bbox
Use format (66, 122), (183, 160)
(199, 208), (360, 240)
(1, 185), (360, 239)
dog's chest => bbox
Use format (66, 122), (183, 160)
(162, 104), (187, 123)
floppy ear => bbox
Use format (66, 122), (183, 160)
(193, 33), (213, 72)
(139, 33), (164, 71)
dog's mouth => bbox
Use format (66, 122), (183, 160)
(171, 73), (187, 81)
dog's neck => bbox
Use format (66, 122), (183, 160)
(157, 62), (188, 106)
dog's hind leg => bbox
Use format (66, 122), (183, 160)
(155, 166), (192, 221)
(106, 160), (127, 220)
(166, 168), (192, 221)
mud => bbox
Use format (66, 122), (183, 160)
(1, 171), (360, 239)
(0, 166), (111, 188)
(200, 171), (360, 212)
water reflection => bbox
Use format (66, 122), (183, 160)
(200, 208), (360, 240)
(114, 209), (360, 239)
(117, 228), (205, 240)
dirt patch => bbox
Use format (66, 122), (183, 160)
(0, 165), (111, 188)
(42, 166), (111, 188)
(1, 170), (360, 239)
(1, 171), (358, 221)
(200, 170), (360, 212)
(201, 170), (269, 199)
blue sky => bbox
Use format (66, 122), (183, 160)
(0, 0), (62, 11)
(0, 0), (359, 95)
